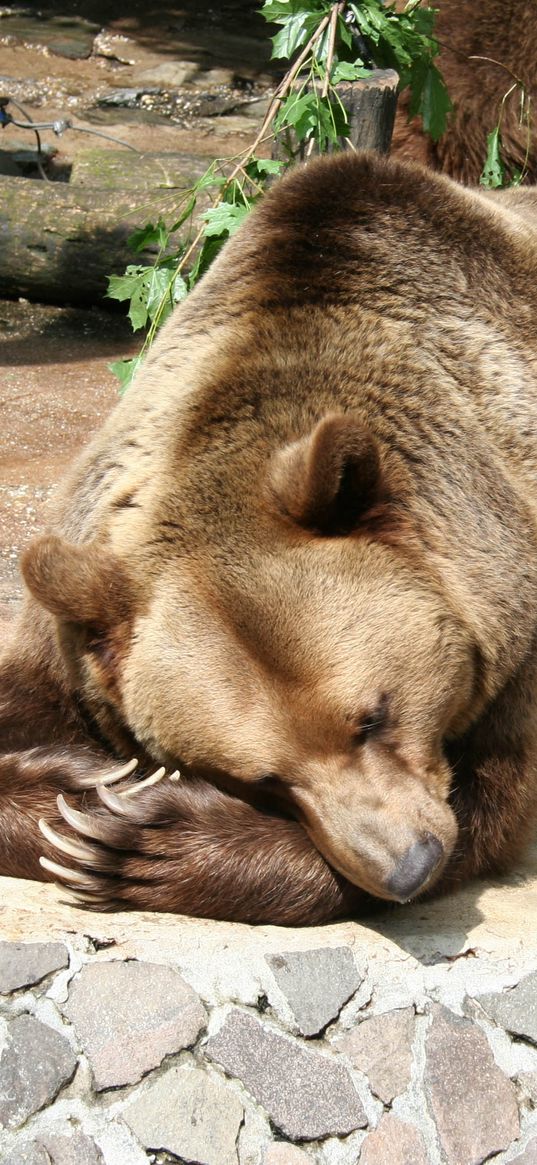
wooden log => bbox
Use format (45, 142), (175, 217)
(70, 149), (209, 191)
(0, 152), (208, 306)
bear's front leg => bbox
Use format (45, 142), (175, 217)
(39, 769), (367, 926)
(0, 750), (137, 881)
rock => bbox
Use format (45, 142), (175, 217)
(124, 1062), (243, 1165)
(265, 947), (361, 1036)
(424, 1005), (519, 1165)
(0, 1014), (77, 1128)
(3, 1145), (51, 1165)
(4, 1134), (104, 1165)
(477, 972), (537, 1044)
(509, 1137), (537, 1164)
(263, 1147), (312, 1165)
(40, 1131), (104, 1164)
(206, 1008), (366, 1141)
(518, 1071), (537, 1104)
(193, 68), (236, 88)
(359, 1114), (429, 1165)
(0, 941), (69, 994)
(136, 62), (198, 87)
(62, 959), (207, 1090)
(333, 1007), (415, 1103)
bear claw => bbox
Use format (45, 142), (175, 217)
(76, 756), (139, 789)
(38, 854), (99, 886)
(38, 816), (98, 864)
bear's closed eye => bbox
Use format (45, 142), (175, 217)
(353, 693), (390, 744)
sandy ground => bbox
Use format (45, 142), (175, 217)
(0, 301), (136, 636)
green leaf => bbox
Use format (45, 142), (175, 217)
(172, 274), (188, 302)
(106, 265), (146, 304)
(316, 94), (349, 147)
(188, 234), (227, 287)
(144, 266), (176, 324)
(195, 168), (226, 192)
(245, 156), (283, 179)
(261, 0), (325, 21)
(330, 60), (369, 84)
(271, 14), (310, 58)
(337, 15), (354, 51)
(417, 62), (452, 140)
(480, 126), (505, 188)
(169, 195), (197, 233)
(128, 223), (162, 254)
(109, 355), (144, 394)
(274, 91), (318, 139)
(203, 202), (250, 237)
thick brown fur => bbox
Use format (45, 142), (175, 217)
(3, 151), (537, 923)
(392, 0), (537, 183)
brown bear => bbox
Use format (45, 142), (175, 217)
(2, 151), (537, 925)
(392, 0), (537, 183)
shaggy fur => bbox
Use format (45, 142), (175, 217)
(3, 151), (537, 923)
(392, 0), (537, 183)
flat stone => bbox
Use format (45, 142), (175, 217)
(518, 1071), (537, 1104)
(263, 1147), (311, 1165)
(137, 61), (198, 87)
(359, 1114), (429, 1165)
(62, 959), (206, 1090)
(333, 1007), (415, 1103)
(265, 947), (361, 1036)
(3, 1145), (51, 1165)
(40, 1131), (104, 1164)
(206, 1009), (366, 1141)
(509, 1138), (537, 1164)
(124, 1063), (243, 1165)
(0, 942), (69, 994)
(424, 1005), (519, 1165)
(0, 1014), (77, 1128)
(477, 972), (537, 1044)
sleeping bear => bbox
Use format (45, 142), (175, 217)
(2, 151), (537, 925)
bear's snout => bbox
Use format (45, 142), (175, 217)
(386, 832), (444, 902)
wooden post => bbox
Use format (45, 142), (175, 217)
(273, 67), (399, 162)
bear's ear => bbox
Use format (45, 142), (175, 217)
(21, 535), (133, 625)
(268, 413), (382, 535)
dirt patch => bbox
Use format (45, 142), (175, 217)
(0, 300), (136, 629)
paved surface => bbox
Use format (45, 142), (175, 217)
(1, 857), (537, 1164)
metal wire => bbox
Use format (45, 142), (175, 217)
(2, 96), (49, 178)
(1, 98), (139, 179)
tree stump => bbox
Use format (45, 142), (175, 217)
(273, 68), (399, 162)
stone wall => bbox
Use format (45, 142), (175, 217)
(1, 849), (537, 1165)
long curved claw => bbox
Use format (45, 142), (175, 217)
(60, 888), (114, 910)
(76, 757), (139, 789)
(120, 766), (166, 797)
(39, 855), (99, 887)
(38, 816), (98, 864)
(56, 794), (113, 843)
(97, 784), (145, 818)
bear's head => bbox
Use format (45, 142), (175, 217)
(22, 413), (481, 903)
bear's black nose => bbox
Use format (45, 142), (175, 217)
(387, 833), (444, 902)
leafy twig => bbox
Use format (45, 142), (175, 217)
(109, 0), (452, 391)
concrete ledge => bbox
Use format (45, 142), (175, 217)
(1, 849), (537, 1164)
